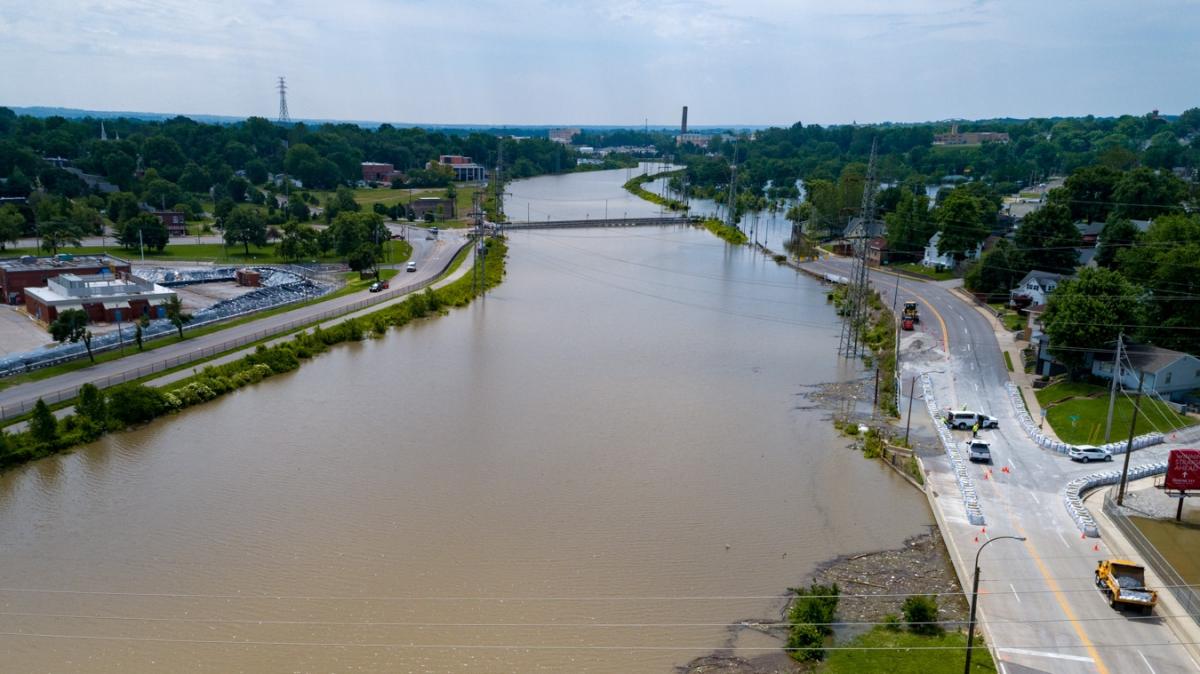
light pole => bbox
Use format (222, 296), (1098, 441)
(905, 369), (943, 446)
(964, 535), (1026, 674)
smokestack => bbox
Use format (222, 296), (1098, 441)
(681, 106), (688, 134)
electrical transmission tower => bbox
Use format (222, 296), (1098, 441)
(277, 76), (291, 124)
(837, 140), (880, 358)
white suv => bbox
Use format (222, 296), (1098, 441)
(945, 410), (1000, 430)
(1069, 445), (1113, 463)
(966, 440), (992, 463)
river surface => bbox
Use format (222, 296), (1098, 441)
(0, 167), (932, 672)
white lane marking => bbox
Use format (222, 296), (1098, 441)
(1138, 650), (1157, 674)
(1056, 531), (1070, 549)
(1009, 583), (1021, 603)
(998, 648), (1094, 663)
(1030, 492), (1041, 505)
(998, 660), (1009, 674)
(963, 327), (969, 336)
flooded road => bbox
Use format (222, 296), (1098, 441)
(0, 169), (932, 672)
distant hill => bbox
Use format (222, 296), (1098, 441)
(3, 106), (763, 132)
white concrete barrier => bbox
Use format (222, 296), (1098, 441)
(1003, 382), (1163, 455)
(1062, 461), (1168, 537)
(923, 375), (985, 526)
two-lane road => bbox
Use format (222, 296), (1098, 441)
(801, 256), (1199, 674)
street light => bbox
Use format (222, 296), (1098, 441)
(904, 369), (944, 446)
(964, 535), (1026, 674)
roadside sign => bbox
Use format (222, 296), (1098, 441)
(1165, 449), (1200, 491)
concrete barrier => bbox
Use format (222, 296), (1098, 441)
(1063, 461), (1168, 537)
(1003, 382), (1163, 455)
(922, 374), (985, 525)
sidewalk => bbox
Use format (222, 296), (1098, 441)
(952, 287), (1063, 443)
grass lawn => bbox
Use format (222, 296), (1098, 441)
(892, 262), (955, 281)
(1037, 382), (1195, 444)
(312, 184), (481, 226)
(819, 627), (995, 673)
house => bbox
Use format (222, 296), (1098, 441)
(842, 216), (886, 240)
(1011, 269), (1068, 306)
(430, 155), (486, 182)
(0, 254), (131, 305)
(921, 232), (982, 269)
(867, 237), (890, 267)
(1076, 221), (1106, 246)
(1091, 343), (1200, 403)
(24, 271), (176, 325)
(151, 210), (187, 236)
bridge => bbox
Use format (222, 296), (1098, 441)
(498, 216), (691, 230)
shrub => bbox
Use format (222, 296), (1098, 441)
(77, 383), (108, 425)
(902, 595), (943, 635)
(786, 621), (825, 661)
(30, 399), (58, 446)
(883, 613), (902, 631)
(108, 385), (168, 426)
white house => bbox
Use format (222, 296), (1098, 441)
(921, 232), (981, 269)
(1091, 343), (1200, 403)
(1011, 269), (1068, 306)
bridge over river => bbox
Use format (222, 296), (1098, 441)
(499, 216), (691, 230)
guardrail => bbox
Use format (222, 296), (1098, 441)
(0, 244), (469, 422)
(921, 374), (985, 525)
(1102, 489), (1200, 626)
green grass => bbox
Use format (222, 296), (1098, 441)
(1036, 382), (1195, 444)
(700, 218), (748, 245)
(313, 185), (481, 225)
(892, 262), (955, 281)
(819, 627), (996, 673)
(1003, 351), (1014, 372)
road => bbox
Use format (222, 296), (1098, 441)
(802, 257), (1200, 674)
(0, 230), (468, 420)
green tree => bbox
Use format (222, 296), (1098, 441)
(134, 322), (144, 351)
(1043, 268), (1142, 376)
(1014, 200), (1081, 274)
(327, 211), (386, 257)
(965, 239), (1029, 300)
(77, 383), (108, 426)
(178, 162), (211, 193)
(49, 308), (95, 362)
(0, 203), (23, 250)
(1063, 165), (1121, 223)
(164, 295), (192, 339)
(786, 583), (839, 662)
(1112, 167), (1187, 219)
(901, 595), (942, 636)
(38, 217), (84, 255)
(934, 189), (988, 259)
(1095, 216), (1139, 270)
(347, 243), (378, 276)
(222, 205), (267, 255)
(213, 197), (236, 226)
(884, 190), (935, 262)
(118, 213), (170, 252)
(106, 191), (141, 224)
(30, 399), (58, 446)
(107, 385), (167, 426)
(1116, 214), (1200, 352)
(277, 221), (321, 261)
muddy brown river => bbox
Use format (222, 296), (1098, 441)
(0, 169), (932, 672)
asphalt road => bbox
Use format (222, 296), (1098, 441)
(802, 257), (1199, 674)
(0, 230), (468, 419)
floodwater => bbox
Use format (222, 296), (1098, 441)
(1131, 516), (1200, 586)
(0, 167), (932, 672)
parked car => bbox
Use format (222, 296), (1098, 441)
(967, 440), (992, 463)
(1069, 445), (1113, 463)
(406, 262), (417, 272)
(944, 410), (999, 430)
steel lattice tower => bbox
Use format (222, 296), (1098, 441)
(837, 140), (880, 358)
(277, 76), (291, 124)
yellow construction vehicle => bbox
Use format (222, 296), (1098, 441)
(902, 300), (920, 324)
(1095, 559), (1158, 614)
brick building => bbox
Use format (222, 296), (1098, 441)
(361, 162), (404, 183)
(24, 271), (176, 325)
(430, 155), (487, 182)
(152, 210), (187, 236)
(0, 254), (131, 305)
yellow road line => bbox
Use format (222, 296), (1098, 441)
(905, 287), (951, 354)
(1014, 523), (1110, 674)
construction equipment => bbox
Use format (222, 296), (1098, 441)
(902, 301), (920, 324)
(1095, 559), (1158, 614)
(902, 317), (914, 331)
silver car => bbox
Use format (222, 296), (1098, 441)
(967, 440), (992, 463)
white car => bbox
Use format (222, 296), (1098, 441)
(406, 262), (417, 272)
(1069, 445), (1113, 463)
(967, 440), (992, 463)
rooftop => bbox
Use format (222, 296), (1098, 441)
(0, 253), (129, 274)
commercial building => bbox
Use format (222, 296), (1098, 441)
(548, 128), (580, 144)
(361, 162), (404, 183)
(24, 271), (176, 325)
(152, 210), (187, 236)
(430, 155), (487, 182)
(0, 254), (131, 306)
(932, 125), (1010, 146)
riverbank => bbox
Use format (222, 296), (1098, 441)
(682, 531), (973, 673)
(0, 238), (506, 472)
(624, 170), (689, 211)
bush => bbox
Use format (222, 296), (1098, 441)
(902, 595), (943, 635)
(77, 383), (108, 425)
(108, 385), (168, 426)
(29, 399), (58, 446)
(786, 621), (826, 661)
(883, 613), (902, 631)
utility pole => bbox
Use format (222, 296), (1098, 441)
(837, 139), (879, 358)
(138, 227), (144, 262)
(1117, 372), (1146, 506)
(1104, 332), (1123, 443)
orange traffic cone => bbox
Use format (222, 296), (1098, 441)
(1081, 532), (1087, 539)
(974, 536), (979, 543)
(1093, 544), (1100, 552)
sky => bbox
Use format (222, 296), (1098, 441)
(1, 0), (1197, 127)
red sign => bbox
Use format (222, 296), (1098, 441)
(1165, 449), (1200, 491)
